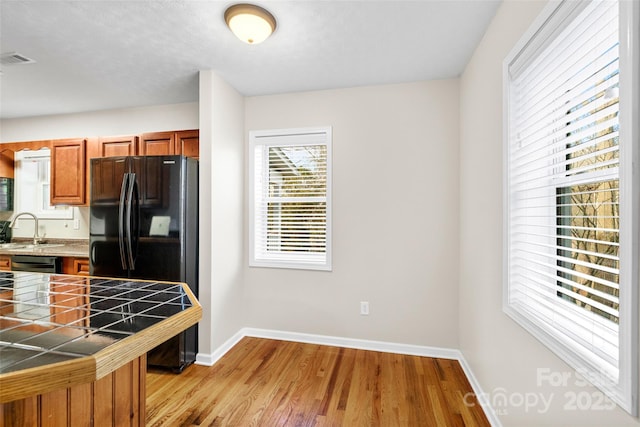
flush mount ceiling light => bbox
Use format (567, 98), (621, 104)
(224, 3), (277, 44)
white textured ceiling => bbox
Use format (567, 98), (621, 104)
(0, 0), (501, 119)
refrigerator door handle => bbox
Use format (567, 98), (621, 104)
(125, 172), (137, 270)
(131, 174), (140, 268)
(118, 173), (129, 271)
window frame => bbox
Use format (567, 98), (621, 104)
(503, 0), (639, 415)
(249, 126), (332, 271)
(14, 149), (73, 220)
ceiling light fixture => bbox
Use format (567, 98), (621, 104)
(224, 3), (277, 45)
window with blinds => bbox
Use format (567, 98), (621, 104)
(249, 127), (332, 270)
(504, 0), (638, 414)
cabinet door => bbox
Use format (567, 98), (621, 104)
(51, 139), (86, 205)
(61, 257), (90, 276)
(0, 148), (14, 179)
(0, 289), (13, 316)
(139, 132), (175, 156)
(0, 255), (11, 271)
(176, 130), (199, 159)
(98, 136), (138, 157)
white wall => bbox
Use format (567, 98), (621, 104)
(243, 80), (460, 348)
(0, 207), (90, 241)
(197, 71), (245, 358)
(459, 1), (638, 425)
(0, 102), (198, 142)
(0, 102), (198, 240)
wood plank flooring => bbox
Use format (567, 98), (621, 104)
(146, 337), (490, 426)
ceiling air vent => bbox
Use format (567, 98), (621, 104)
(0, 52), (36, 66)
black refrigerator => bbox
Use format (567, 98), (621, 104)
(89, 155), (198, 372)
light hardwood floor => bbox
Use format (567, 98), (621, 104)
(146, 337), (490, 426)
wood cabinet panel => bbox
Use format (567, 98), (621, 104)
(0, 396), (37, 427)
(1, 356), (146, 427)
(69, 383), (92, 426)
(0, 149), (15, 179)
(113, 362), (133, 426)
(97, 135), (138, 157)
(176, 129), (199, 159)
(93, 370), (114, 427)
(140, 130), (199, 158)
(74, 258), (90, 276)
(140, 131), (175, 156)
(0, 290), (13, 316)
(0, 255), (11, 271)
(61, 257), (89, 276)
(39, 388), (68, 426)
(51, 139), (86, 205)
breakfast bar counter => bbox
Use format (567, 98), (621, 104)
(0, 272), (201, 426)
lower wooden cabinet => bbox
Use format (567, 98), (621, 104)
(0, 289), (12, 316)
(61, 257), (90, 276)
(0, 255), (11, 271)
(0, 256), (89, 274)
(0, 355), (146, 427)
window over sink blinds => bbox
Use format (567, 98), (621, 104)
(504, 0), (639, 415)
(249, 127), (332, 271)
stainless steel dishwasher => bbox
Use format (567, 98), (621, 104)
(11, 255), (61, 273)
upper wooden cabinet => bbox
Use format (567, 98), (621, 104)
(140, 130), (199, 158)
(140, 131), (175, 155)
(0, 149), (15, 179)
(90, 130), (198, 159)
(51, 138), (86, 205)
(176, 130), (199, 159)
(96, 135), (138, 157)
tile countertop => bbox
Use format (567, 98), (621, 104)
(0, 239), (89, 258)
(0, 271), (201, 403)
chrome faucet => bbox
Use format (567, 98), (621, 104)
(9, 212), (44, 245)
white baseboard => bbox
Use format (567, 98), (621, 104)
(243, 327), (463, 359)
(457, 354), (503, 427)
(195, 328), (501, 427)
(195, 329), (245, 367)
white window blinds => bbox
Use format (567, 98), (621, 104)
(504, 0), (638, 414)
(249, 127), (332, 271)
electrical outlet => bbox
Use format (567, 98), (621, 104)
(360, 301), (369, 316)
(73, 219), (80, 230)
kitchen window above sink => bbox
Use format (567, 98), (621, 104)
(15, 149), (72, 220)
